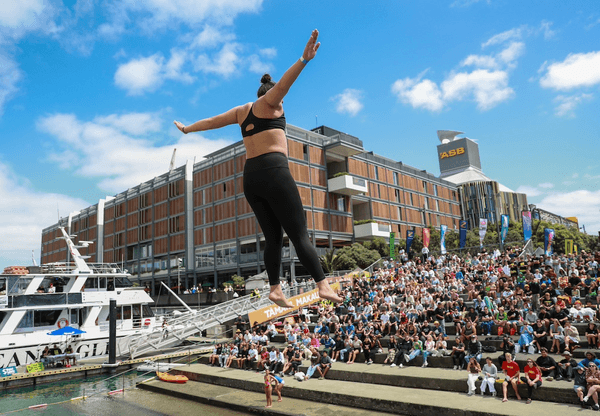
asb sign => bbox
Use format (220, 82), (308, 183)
(439, 147), (465, 159)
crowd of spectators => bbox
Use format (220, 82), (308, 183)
(211, 246), (600, 407)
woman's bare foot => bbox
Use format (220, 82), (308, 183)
(316, 280), (343, 303)
(265, 405), (272, 408)
(277, 398), (282, 402)
(269, 285), (294, 308)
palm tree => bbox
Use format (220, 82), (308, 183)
(320, 248), (342, 273)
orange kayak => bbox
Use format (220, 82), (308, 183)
(156, 371), (188, 384)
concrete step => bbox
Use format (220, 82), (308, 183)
(145, 363), (586, 416)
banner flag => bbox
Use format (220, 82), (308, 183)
(479, 218), (488, 247)
(459, 220), (468, 249)
(423, 228), (430, 249)
(544, 228), (555, 256)
(565, 239), (573, 254)
(522, 211), (532, 241)
(389, 232), (395, 260)
(406, 230), (415, 253)
(440, 225), (448, 255)
(500, 215), (509, 244)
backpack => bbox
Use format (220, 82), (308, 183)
(482, 345), (496, 353)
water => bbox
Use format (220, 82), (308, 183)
(0, 372), (249, 416)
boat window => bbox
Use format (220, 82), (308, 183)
(0, 278), (6, 295)
(132, 304), (141, 317)
(79, 308), (89, 326)
(70, 309), (79, 325)
(0, 311), (6, 326)
(123, 305), (131, 320)
(16, 311), (33, 330)
(114, 276), (133, 288)
(99, 277), (107, 289)
(142, 304), (154, 317)
(34, 310), (62, 327)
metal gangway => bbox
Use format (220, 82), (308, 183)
(119, 281), (318, 359)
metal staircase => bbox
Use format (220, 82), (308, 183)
(119, 281), (317, 359)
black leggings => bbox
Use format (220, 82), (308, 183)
(243, 152), (325, 287)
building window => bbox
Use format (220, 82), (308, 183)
(377, 184), (381, 198)
(393, 172), (398, 186)
(114, 204), (124, 218)
(139, 193), (150, 208)
(303, 144), (309, 161)
(139, 208), (151, 224)
(423, 181), (427, 193)
(429, 213), (433, 226)
(168, 182), (181, 198)
(424, 197), (429, 210)
(452, 191), (457, 201)
(374, 166), (379, 180)
(433, 185), (438, 197)
(168, 217), (180, 233)
(337, 197), (346, 212)
(397, 206), (402, 221)
(421, 211), (426, 225)
(410, 193), (414, 206)
(223, 183), (227, 194)
(436, 215), (440, 226)
(395, 189), (401, 203)
(436, 200), (440, 212)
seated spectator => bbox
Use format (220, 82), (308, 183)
(451, 336), (466, 370)
(50, 344), (62, 356)
(466, 356), (481, 396)
(556, 350), (577, 381)
(464, 334), (482, 367)
(246, 343), (258, 370)
(404, 336), (428, 368)
(563, 320), (581, 353)
(502, 353), (521, 402)
(532, 319), (548, 352)
(282, 346), (302, 376)
(549, 318), (565, 353)
(520, 358), (542, 404)
(317, 350), (332, 379)
(535, 348), (557, 381)
(209, 343), (222, 366)
(580, 351), (600, 368)
(384, 335), (397, 366)
(480, 357), (498, 396)
(582, 363), (600, 410)
(518, 321), (535, 354)
(347, 335), (362, 365)
(479, 307), (494, 336)
(586, 322), (599, 349)
(257, 346), (270, 372)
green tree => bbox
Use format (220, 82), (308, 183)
(232, 274), (245, 287)
(363, 237), (389, 258)
(319, 248), (344, 273)
(336, 243), (381, 269)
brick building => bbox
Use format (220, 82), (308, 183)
(41, 125), (461, 295)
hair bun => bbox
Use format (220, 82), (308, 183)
(261, 74), (272, 84)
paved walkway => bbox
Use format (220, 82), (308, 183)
(139, 363), (590, 416)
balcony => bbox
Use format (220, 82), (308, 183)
(354, 222), (391, 239)
(328, 174), (368, 196)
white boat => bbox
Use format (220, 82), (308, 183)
(136, 359), (186, 373)
(0, 227), (157, 368)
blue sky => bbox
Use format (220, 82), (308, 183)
(1, 0), (599, 269)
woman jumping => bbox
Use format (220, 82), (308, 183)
(174, 29), (342, 308)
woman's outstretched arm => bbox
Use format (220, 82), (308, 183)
(262, 29), (321, 107)
(174, 105), (245, 134)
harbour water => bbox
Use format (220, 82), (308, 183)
(0, 372), (249, 416)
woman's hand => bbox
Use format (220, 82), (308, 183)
(302, 29), (321, 62)
(174, 120), (187, 133)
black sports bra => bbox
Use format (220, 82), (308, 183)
(240, 105), (286, 138)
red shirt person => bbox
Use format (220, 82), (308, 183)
(502, 353), (521, 402)
(520, 359), (543, 404)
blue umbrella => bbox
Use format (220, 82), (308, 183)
(47, 326), (86, 336)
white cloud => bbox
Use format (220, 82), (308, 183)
(104, 0), (263, 33)
(194, 42), (240, 77)
(392, 75), (444, 112)
(0, 161), (89, 270)
(36, 111), (233, 193)
(497, 42), (525, 67)
(248, 54), (273, 75)
(441, 69), (514, 110)
(0, 0), (61, 41)
(189, 25), (235, 49)
(114, 50), (194, 95)
(332, 89), (364, 116)
(450, 0), (490, 8)
(461, 54), (498, 69)
(553, 93), (593, 117)
(0, 53), (23, 116)
(540, 51), (600, 90)
(537, 189), (600, 235)
(516, 185), (543, 197)
(538, 182), (554, 189)
(482, 26), (526, 48)
(114, 54), (165, 95)
(539, 20), (556, 40)
(259, 48), (277, 59)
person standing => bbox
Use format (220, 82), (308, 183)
(174, 30), (341, 308)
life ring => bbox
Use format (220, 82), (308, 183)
(57, 318), (69, 329)
(144, 319), (151, 326)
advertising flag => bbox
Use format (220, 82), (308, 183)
(544, 228), (555, 256)
(479, 218), (488, 247)
(423, 228), (430, 249)
(389, 232), (395, 260)
(459, 220), (468, 249)
(565, 239), (573, 255)
(500, 215), (509, 244)
(406, 230), (415, 253)
(522, 211), (532, 241)
(440, 225), (448, 255)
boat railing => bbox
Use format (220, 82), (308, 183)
(41, 262), (126, 275)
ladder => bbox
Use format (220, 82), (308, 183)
(119, 281), (317, 359)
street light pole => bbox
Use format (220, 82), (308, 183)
(177, 257), (181, 295)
